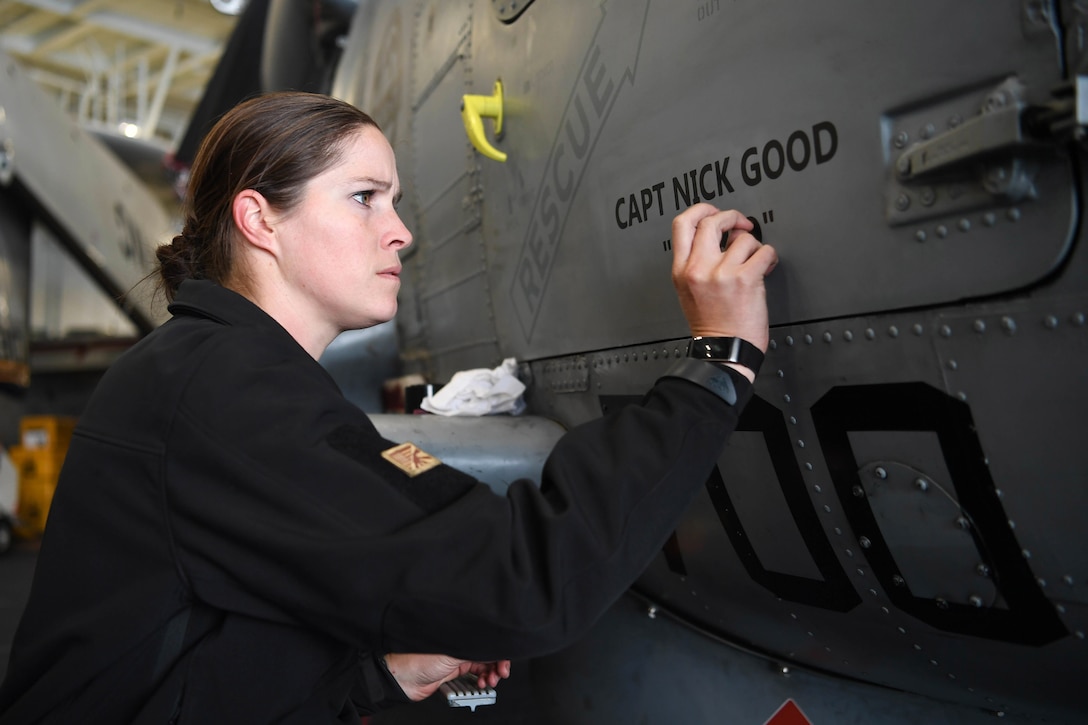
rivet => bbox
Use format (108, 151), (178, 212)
(856, 567), (865, 576)
(969, 595), (983, 608)
(947, 359), (958, 371)
(843, 330), (854, 342)
(1064, 575), (1075, 586)
(860, 536), (872, 548)
(805, 462), (814, 471)
(881, 605), (890, 614)
(875, 467), (888, 479)
(896, 193), (911, 211)
(1072, 312), (1086, 326)
(1008, 519), (1016, 530)
(948, 673), (957, 680)
(939, 324), (952, 337)
(1007, 207), (1021, 222)
(919, 187), (936, 206)
(958, 218), (971, 232)
(823, 504), (831, 513)
(893, 574), (905, 587)
(1056, 603), (1066, 614)
(869, 588), (877, 596)
(1022, 549), (1032, 559)
(804, 334), (814, 344)
(852, 485), (865, 497)
(777, 369), (785, 378)
(769, 339), (778, 351)
(983, 212), (996, 226)
(845, 548), (853, 557)
(1037, 578), (1047, 588)
(893, 131), (909, 148)
(973, 319), (986, 333)
(915, 229), (928, 242)
(912, 324), (924, 336)
(785, 335), (794, 346)
(914, 644), (923, 651)
(921, 122), (936, 139)
(865, 328), (876, 340)
(957, 391), (968, 402)
(1044, 315), (1058, 329)
(798, 439), (806, 449)
(647, 605), (658, 619)
(1001, 317), (1017, 334)
(813, 484), (822, 493)
(834, 527), (843, 535)
(888, 325), (899, 338)
(956, 516), (970, 530)
(936, 224), (949, 238)
(897, 626), (907, 634)
(822, 331), (833, 343)
(915, 478), (929, 492)
(1077, 631), (1086, 640)
(784, 394), (792, 403)
(789, 416), (797, 425)
(930, 658), (940, 666)
(936, 598), (949, 610)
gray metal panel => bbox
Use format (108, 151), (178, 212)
(465, 0), (1072, 361)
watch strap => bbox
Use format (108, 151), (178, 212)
(687, 336), (764, 376)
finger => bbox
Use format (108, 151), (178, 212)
(670, 203), (722, 274)
(686, 210), (754, 269)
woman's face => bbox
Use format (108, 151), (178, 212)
(273, 125), (412, 337)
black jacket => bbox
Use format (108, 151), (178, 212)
(0, 280), (749, 723)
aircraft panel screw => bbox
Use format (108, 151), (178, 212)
(823, 331), (832, 343)
(958, 218), (971, 232)
(915, 478), (929, 492)
(888, 325), (899, 338)
(912, 324), (924, 336)
(1001, 317), (1017, 334)
(859, 536), (872, 548)
(1072, 312), (1085, 326)
(852, 485), (865, 497)
(915, 230), (928, 242)
(813, 484), (822, 493)
(777, 369), (785, 378)
(973, 319), (986, 333)
(983, 212), (997, 226)
(865, 328), (876, 340)
(936, 224), (949, 238)
(1044, 315), (1058, 329)
(956, 516), (970, 530)
(936, 598), (949, 610)
(969, 595), (984, 608)
(939, 324), (952, 337)
(921, 123), (936, 139)
(874, 467), (888, 479)
(1007, 207), (1021, 222)
(647, 605), (657, 619)
(843, 330), (854, 341)
(893, 131), (909, 148)
(919, 187), (936, 206)
(804, 334), (814, 344)
(893, 574), (905, 587)
(785, 335), (794, 346)
(895, 193), (911, 211)
(947, 359), (958, 371)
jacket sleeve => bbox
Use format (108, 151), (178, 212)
(164, 328), (749, 661)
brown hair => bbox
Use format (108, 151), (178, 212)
(156, 92), (379, 300)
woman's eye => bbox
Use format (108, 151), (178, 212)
(353, 191), (373, 206)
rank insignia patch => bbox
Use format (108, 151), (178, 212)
(381, 442), (441, 477)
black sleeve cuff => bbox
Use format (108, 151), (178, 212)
(351, 651), (413, 715)
(659, 358), (753, 409)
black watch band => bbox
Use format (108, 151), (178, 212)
(661, 358), (740, 405)
(687, 336), (764, 376)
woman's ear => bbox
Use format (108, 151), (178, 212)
(232, 189), (278, 255)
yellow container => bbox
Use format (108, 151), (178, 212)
(9, 416), (76, 538)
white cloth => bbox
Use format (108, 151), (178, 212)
(421, 358), (526, 416)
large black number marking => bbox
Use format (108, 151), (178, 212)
(812, 382), (1066, 645)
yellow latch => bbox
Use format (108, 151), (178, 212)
(462, 80), (507, 162)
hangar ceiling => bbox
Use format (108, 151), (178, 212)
(0, 0), (241, 149)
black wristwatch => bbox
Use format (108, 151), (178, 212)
(687, 336), (764, 376)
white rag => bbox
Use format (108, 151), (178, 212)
(421, 358), (526, 416)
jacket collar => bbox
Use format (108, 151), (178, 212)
(167, 279), (291, 336)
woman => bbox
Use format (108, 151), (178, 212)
(0, 92), (776, 723)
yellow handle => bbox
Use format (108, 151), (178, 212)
(462, 80), (507, 162)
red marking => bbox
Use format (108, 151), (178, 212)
(764, 699), (812, 725)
